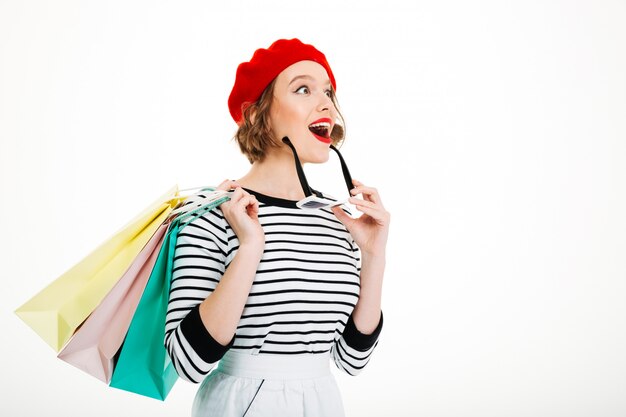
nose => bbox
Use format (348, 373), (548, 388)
(316, 91), (335, 113)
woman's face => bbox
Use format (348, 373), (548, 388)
(269, 60), (338, 164)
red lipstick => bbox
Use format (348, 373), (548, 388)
(308, 118), (333, 144)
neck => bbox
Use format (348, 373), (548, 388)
(236, 147), (308, 201)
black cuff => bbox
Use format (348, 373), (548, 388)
(342, 310), (383, 352)
(180, 304), (235, 363)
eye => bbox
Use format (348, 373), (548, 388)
(324, 89), (333, 98)
(295, 85), (310, 94)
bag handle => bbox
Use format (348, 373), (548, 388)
(168, 189), (233, 225)
(163, 185), (217, 204)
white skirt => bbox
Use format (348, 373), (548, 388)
(192, 350), (345, 417)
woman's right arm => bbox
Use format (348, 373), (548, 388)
(165, 181), (265, 383)
(198, 181), (265, 345)
(197, 243), (263, 345)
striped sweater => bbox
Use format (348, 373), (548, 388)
(164, 188), (383, 383)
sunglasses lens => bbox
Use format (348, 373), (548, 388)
(302, 200), (329, 209)
(297, 195), (348, 210)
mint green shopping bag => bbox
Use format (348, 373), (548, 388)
(110, 188), (230, 400)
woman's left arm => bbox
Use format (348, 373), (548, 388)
(351, 252), (385, 333)
(331, 179), (390, 334)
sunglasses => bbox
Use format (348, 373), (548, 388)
(282, 136), (355, 210)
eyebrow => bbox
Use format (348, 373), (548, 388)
(288, 75), (331, 87)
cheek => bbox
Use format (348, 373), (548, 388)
(274, 106), (305, 132)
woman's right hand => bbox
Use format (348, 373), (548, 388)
(216, 179), (265, 250)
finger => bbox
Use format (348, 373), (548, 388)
(350, 201), (388, 225)
(216, 179), (231, 190)
(246, 196), (259, 218)
(331, 205), (354, 225)
(351, 186), (380, 205)
(246, 196), (260, 220)
(217, 179), (241, 191)
(351, 183), (378, 198)
(237, 193), (257, 211)
(350, 181), (383, 207)
(348, 196), (380, 210)
(247, 195), (258, 210)
(224, 186), (245, 205)
(352, 179), (367, 189)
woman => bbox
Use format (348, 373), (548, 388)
(165, 38), (390, 417)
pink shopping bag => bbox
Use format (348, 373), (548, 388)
(57, 223), (168, 383)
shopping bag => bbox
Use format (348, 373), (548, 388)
(57, 222), (169, 383)
(110, 188), (231, 400)
(15, 186), (182, 352)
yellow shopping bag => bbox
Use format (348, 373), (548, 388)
(15, 186), (184, 352)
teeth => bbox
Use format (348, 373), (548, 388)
(309, 122), (331, 128)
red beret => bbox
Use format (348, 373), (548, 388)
(228, 38), (337, 124)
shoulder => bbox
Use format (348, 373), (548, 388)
(176, 190), (230, 237)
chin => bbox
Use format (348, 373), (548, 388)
(308, 147), (331, 164)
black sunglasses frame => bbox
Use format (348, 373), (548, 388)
(282, 136), (356, 209)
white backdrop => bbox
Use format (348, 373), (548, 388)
(2, 1), (625, 416)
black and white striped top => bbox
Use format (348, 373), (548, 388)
(164, 188), (383, 383)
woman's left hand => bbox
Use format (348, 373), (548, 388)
(331, 179), (390, 257)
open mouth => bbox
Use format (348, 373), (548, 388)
(308, 119), (332, 141)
